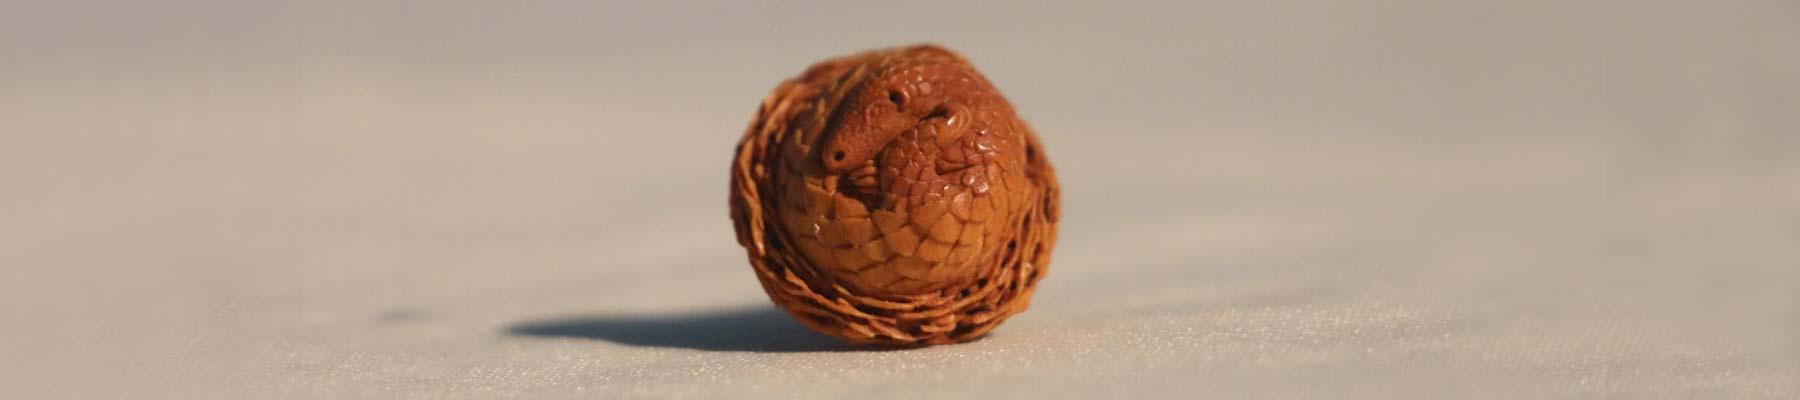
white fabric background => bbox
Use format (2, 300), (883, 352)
(4, 1), (1797, 398)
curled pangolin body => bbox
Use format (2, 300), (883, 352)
(730, 45), (1059, 346)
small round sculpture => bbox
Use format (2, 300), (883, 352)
(729, 44), (1059, 346)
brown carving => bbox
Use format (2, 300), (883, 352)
(729, 44), (1059, 346)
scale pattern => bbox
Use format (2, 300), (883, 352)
(729, 45), (1060, 345)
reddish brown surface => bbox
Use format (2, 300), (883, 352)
(729, 45), (1059, 346)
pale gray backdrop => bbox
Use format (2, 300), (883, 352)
(4, 1), (1797, 398)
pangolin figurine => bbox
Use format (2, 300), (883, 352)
(729, 44), (1059, 346)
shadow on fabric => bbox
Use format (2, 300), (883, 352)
(505, 306), (865, 352)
